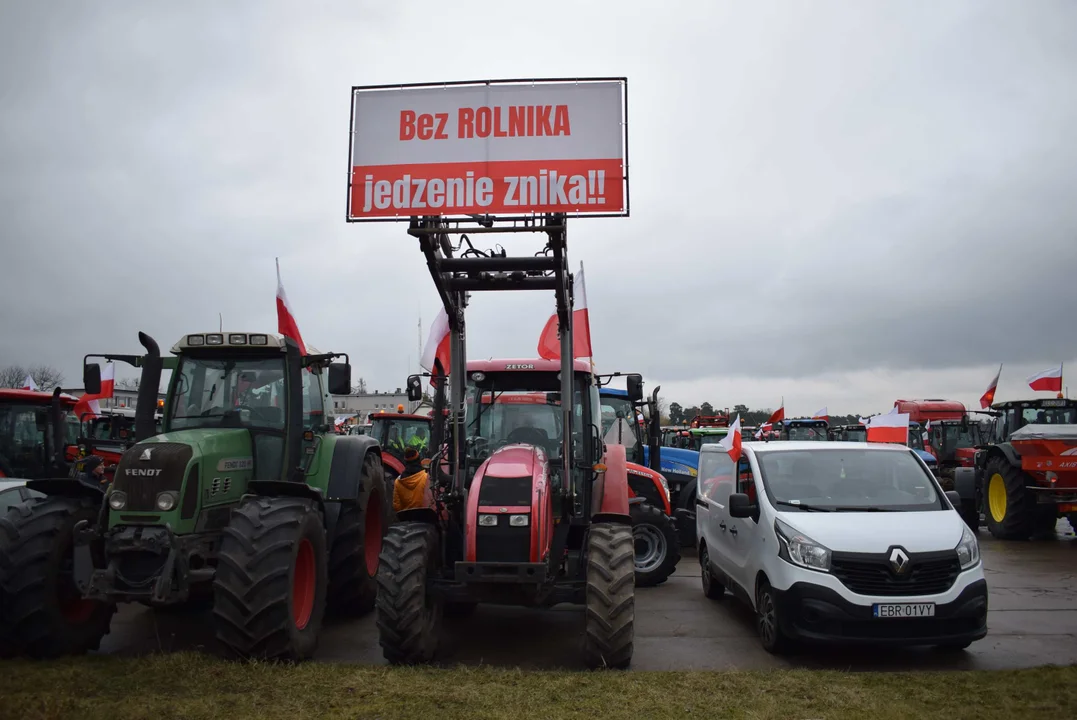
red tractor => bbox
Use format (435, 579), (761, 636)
(367, 407), (432, 480)
(0, 388), (79, 480)
(895, 399), (988, 490)
(954, 397), (1077, 538)
(375, 213), (635, 669)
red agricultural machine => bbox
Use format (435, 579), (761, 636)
(954, 398), (1077, 538)
(376, 212), (636, 669)
(0, 388), (78, 480)
(894, 399), (984, 490)
(367, 408), (432, 479)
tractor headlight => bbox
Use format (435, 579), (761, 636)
(478, 514), (497, 527)
(509, 514), (529, 527)
(108, 491), (127, 511)
(956, 523), (980, 570)
(155, 491), (178, 512)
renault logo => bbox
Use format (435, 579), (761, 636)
(140, 448), (153, 461)
(889, 547), (910, 574)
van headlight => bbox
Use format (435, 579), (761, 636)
(956, 523), (980, 569)
(774, 518), (831, 572)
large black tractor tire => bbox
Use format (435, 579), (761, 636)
(983, 457), (1037, 541)
(582, 522), (635, 670)
(630, 503), (680, 588)
(0, 497), (115, 659)
(375, 522), (442, 664)
(212, 496), (328, 662)
(327, 453), (391, 618)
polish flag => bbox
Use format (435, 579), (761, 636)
(753, 421), (774, 440)
(22, 374), (38, 391)
(74, 362), (115, 420)
(812, 407), (828, 423)
(420, 306), (451, 377)
(276, 258), (307, 356)
(537, 262), (592, 360)
(980, 364), (1002, 409)
(719, 415), (742, 462)
(765, 400), (785, 425)
(1027, 365), (1063, 393)
(866, 410), (909, 444)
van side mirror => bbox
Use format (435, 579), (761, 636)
(83, 363), (102, 395)
(729, 492), (758, 520)
(327, 362), (351, 396)
(626, 374), (643, 402)
(406, 375), (423, 402)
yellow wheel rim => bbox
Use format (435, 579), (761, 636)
(988, 473), (1007, 524)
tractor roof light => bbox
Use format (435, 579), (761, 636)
(228, 334), (247, 345)
(249, 334), (269, 346)
(187, 334), (205, 346)
(206, 334), (224, 346)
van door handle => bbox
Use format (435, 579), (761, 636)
(729, 526), (738, 537)
(718, 522), (726, 532)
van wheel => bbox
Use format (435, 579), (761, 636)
(699, 546), (724, 600)
(755, 580), (791, 654)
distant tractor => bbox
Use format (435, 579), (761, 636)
(954, 398), (1077, 538)
(599, 382), (680, 586)
(894, 399), (982, 489)
(0, 388), (79, 480)
(779, 418), (829, 441)
(833, 424), (867, 442)
(367, 408), (432, 479)
(375, 213), (635, 669)
(0, 331), (391, 661)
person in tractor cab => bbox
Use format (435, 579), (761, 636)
(393, 447), (433, 512)
(76, 455), (110, 491)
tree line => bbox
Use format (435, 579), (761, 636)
(0, 364), (65, 391)
(665, 402), (865, 428)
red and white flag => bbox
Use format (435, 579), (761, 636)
(719, 414), (743, 462)
(74, 362), (115, 420)
(537, 262), (592, 361)
(420, 307), (451, 377)
(866, 410), (909, 444)
(1027, 365), (1063, 393)
(980, 363), (1002, 409)
(753, 421), (775, 440)
(765, 399), (785, 425)
(22, 374), (38, 391)
(276, 258), (307, 355)
(812, 407), (828, 423)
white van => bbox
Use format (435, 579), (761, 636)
(695, 441), (987, 653)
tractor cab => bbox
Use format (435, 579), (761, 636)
(0, 388), (79, 479)
(835, 424), (867, 442)
(781, 418), (829, 441)
(989, 398), (1077, 442)
(928, 418), (983, 467)
(368, 408), (432, 477)
(687, 427), (729, 451)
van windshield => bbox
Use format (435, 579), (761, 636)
(755, 448), (944, 512)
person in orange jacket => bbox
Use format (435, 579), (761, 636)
(393, 447), (434, 512)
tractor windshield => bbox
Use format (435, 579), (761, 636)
(691, 431), (727, 451)
(600, 394), (642, 464)
(941, 423), (979, 450)
(464, 370), (596, 465)
(841, 426), (867, 442)
(0, 402), (76, 478)
(372, 418), (431, 458)
(787, 424), (828, 441)
(168, 356), (286, 431)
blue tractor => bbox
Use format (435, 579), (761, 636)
(600, 387), (703, 547)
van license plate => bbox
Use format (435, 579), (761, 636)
(873, 603), (935, 618)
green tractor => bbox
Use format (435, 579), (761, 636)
(0, 331), (391, 661)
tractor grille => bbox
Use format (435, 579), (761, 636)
(477, 475), (532, 506)
(830, 550), (961, 597)
(112, 442), (192, 513)
(476, 520), (532, 563)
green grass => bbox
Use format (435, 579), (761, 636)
(1, 653), (1075, 720)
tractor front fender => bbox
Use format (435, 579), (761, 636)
(953, 467), (977, 501)
(326, 435), (382, 501)
(26, 477), (106, 500)
(989, 443), (1022, 469)
(245, 480), (326, 517)
(592, 443), (631, 525)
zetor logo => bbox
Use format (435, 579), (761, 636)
(504, 363), (535, 370)
(125, 468), (163, 477)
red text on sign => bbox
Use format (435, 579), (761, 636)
(399, 111), (450, 141)
(397, 105), (572, 141)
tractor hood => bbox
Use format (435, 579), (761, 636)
(475, 443), (545, 482)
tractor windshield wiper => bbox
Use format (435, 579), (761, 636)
(773, 500), (833, 512)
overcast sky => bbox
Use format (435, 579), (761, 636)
(2, 0), (1075, 416)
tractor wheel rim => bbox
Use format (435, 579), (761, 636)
(988, 473), (1007, 524)
(633, 523), (666, 573)
(364, 491), (383, 576)
(292, 538), (316, 630)
(758, 591), (775, 645)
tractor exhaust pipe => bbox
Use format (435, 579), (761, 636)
(49, 386), (68, 474)
(134, 332), (162, 441)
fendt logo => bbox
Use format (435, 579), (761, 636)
(125, 468), (163, 477)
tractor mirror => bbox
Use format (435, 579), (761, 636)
(327, 362), (351, 396)
(626, 374), (644, 403)
(406, 375), (423, 403)
(83, 363), (102, 395)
